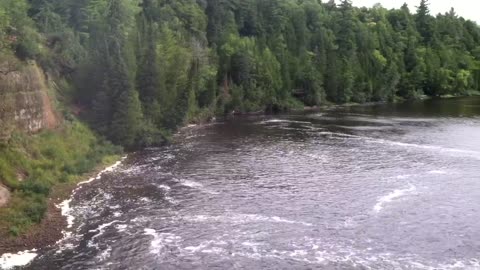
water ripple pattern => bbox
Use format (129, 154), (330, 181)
(19, 97), (480, 270)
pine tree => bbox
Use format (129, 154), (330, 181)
(325, 47), (339, 102)
(415, 0), (433, 43)
(137, 24), (160, 112)
(110, 88), (144, 148)
(91, 80), (112, 135)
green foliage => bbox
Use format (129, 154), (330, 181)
(110, 89), (144, 148)
(0, 0), (40, 57)
(0, 122), (122, 234)
(1, 0), (480, 148)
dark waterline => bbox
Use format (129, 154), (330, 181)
(22, 97), (480, 269)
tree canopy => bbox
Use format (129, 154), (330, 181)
(1, 0), (479, 148)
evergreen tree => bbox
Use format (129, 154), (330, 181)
(415, 0), (433, 43)
(110, 87), (144, 148)
(2, 0), (480, 148)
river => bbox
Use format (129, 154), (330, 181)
(16, 97), (480, 269)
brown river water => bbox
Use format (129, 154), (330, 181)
(11, 97), (480, 269)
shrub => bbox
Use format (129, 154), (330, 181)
(9, 226), (20, 236)
(23, 198), (47, 223)
(19, 180), (51, 196)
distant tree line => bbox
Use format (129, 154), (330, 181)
(1, 0), (479, 148)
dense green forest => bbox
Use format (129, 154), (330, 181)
(1, 0), (480, 148)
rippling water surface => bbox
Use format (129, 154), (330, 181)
(24, 97), (480, 269)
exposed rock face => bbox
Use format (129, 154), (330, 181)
(0, 61), (58, 140)
(0, 184), (10, 207)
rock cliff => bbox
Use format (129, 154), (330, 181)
(0, 59), (59, 206)
(0, 60), (58, 140)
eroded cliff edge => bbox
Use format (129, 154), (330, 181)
(0, 60), (58, 140)
(0, 59), (59, 207)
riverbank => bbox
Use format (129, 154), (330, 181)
(0, 155), (122, 256)
(0, 115), (213, 259)
(0, 120), (122, 261)
(1, 94), (477, 263)
(13, 96), (480, 269)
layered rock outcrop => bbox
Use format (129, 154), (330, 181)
(0, 60), (58, 140)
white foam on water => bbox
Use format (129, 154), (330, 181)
(290, 249), (309, 257)
(228, 236), (480, 269)
(259, 119), (312, 125)
(55, 243), (74, 254)
(140, 197), (152, 203)
(394, 174), (412, 179)
(185, 213), (313, 227)
(185, 134), (207, 140)
(318, 131), (361, 138)
(184, 240), (228, 254)
(131, 216), (149, 223)
(155, 184), (171, 191)
(269, 216), (312, 226)
(389, 117), (437, 123)
(0, 250), (38, 269)
(77, 158), (125, 186)
(240, 240), (441, 270)
(115, 224), (128, 233)
(365, 138), (480, 160)
(54, 156), (127, 251)
(201, 247), (225, 254)
(109, 204), (121, 210)
(304, 153), (327, 162)
(276, 127), (309, 131)
(317, 130), (480, 160)
(345, 116), (397, 125)
(88, 220), (123, 248)
(58, 198), (74, 229)
(343, 217), (356, 228)
(176, 179), (219, 195)
(184, 245), (206, 253)
(389, 170), (450, 180)
(164, 195), (178, 204)
(119, 166), (142, 175)
(144, 228), (156, 235)
(405, 258), (480, 270)
(178, 179), (204, 188)
(96, 246), (112, 262)
(302, 125), (323, 130)
(428, 170), (448, 175)
(154, 184), (178, 203)
(143, 229), (182, 255)
(374, 184), (417, 213)
(241, 241), (264, 253)
(334, 125), (394, 131)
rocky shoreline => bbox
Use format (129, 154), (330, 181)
(0, 157), (123, 257)
(0, 184), (69, 255)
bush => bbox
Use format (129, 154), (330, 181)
(24, 198), (47, 223)
(19, 180), (51, 196)
(9, 226), (20, 236)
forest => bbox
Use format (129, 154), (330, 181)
(1, 0), (480, 148)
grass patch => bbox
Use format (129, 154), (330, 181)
(0, 121), (122, 235)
